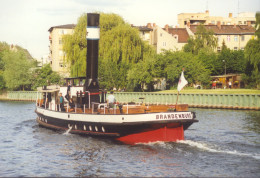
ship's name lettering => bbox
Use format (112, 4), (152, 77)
(156, 113), (192, 120)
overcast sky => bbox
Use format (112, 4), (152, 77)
(0, 0), (259, 59)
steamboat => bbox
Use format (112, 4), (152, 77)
(35, 13), (198, 145)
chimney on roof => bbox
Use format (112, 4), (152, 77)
(153, 23), (156, 28)
(165, 24), (169, 32)
(234, 23), (236, 28)
(206, 10), (209, 14)
(229, 13), (233, 18)
(147, 23), (152, 28)
(217, 21), (221, 29)
(247, 21), (251, 26)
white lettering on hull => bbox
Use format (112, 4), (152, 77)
(156, 112), (193, 120)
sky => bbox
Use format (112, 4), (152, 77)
(0, 0), (259, 59)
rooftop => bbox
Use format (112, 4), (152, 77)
(164, 28), (189, 43)
(189, 25), (255, 35)
(48, 24), (76, 32)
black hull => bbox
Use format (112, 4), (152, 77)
(35, 109), (198, 139)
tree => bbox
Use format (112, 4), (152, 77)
(3, 50), (33, 90)
(197, 48), (220, 75)
(183, 24), (218, 55)
(31, 64), (61, 90)
(63, 13), (156, 90)
(255, 12), (260, 38)
(62, 14), (87, 77)
(243, 12), (260, 89)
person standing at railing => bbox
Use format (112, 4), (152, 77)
(59, 93), (65, 111)
(106, 91), (116, 109)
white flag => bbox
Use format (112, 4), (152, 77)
(177, 71), (188, 92)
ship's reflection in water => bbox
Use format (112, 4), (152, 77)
(0, 101), (259, 177)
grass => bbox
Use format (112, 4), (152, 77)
(156, 88), (260, 94)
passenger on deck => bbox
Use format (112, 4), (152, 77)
(59, 93), (65, 111)
(66, 81), (71, 98)
(106, 91), (116, 109)
(69, 98), (75, 109)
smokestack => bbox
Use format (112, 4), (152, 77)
(85, 13), (100, 104)
(86, 13), (100, 90)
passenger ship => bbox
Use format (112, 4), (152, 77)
(35, 13), (198, 145)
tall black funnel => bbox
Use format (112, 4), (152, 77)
(85, 13), (100, 104)
(86, 13), (100, 90)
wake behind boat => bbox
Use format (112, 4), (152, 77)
(35, 13), (198, 145)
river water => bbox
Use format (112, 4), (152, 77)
(0, 101), (259, 177)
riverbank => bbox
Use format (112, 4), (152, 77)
(157, 89), (260, 94)
(1, 90), (260, 110)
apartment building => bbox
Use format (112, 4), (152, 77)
(186, 23), (255, 51)
(135, 20), (255, 53)
(178, 10), (256, 28)
(134, 23), (189, 54)
(48, 24), (76, 76)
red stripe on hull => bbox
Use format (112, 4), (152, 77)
(116, 125), (184, 145)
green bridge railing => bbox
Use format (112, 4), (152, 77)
(115, 92), (260, 110)
(3, 91), (260, 110)
(7, 91), (40, 101)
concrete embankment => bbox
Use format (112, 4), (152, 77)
(1, 91), (259, 110)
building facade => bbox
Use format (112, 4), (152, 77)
(48, 24), (76, 76)
(136, 20), (255, 54)
(178, 10), (255, 28)
(187, 23), (255, 51)
(135, 23), (189, 54)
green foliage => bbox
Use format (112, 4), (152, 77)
(255, 12), (260, 39)
(31, 64), (61, 90)
(127, 57), (157, 91)
(63, 14), (87, 77)
(0, 71), (5, 90)
(197, 49), (220, 75)
(63, 13), (156, 90)
(217, 48), (246, 75)
(2, 50), (33, 90)
(183, 24), (218, 54)
(161, 51), (211, 87)
(244, 39), (260, 88)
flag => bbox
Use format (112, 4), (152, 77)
(177, 71), (188, 92)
